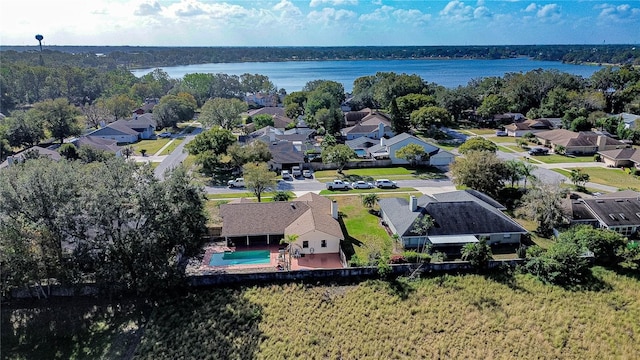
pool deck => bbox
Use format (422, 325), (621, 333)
(199, 244), (344, 273)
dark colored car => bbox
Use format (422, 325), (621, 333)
(528, 147), (549, 155)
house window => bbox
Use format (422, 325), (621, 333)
(321, 240), (327, 248)
(302, 241), (309, 248)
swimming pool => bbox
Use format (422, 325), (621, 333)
(209, 250), (271, 266)
(354, 149), (367, 157)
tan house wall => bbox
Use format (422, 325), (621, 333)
(294, 230), (341, 254)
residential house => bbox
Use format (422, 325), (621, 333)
(564, 191), (640, 236)
(346, 136), (378, 158)
(598, 148), (640, 168)
(267, 140), (306, 172)
(245, 93), (279, 108)
(366, 133), (455, 166)
(340, 111), (394, 140)
(70, 136), (123, 157)
(0, 146), (62, 169)
(535, 129), (629, 155)
(378, 190), (527, 255)
(220, 192), (344, 257)
(613, 112), (640, 129)
(343, 108), (374, 126)
(87, 115), (157, 143)
(504, 118), (554, 137)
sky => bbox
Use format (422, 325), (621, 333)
(0, 0), (639, 46)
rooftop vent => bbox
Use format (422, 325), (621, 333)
(608, 214), (617, 221)
(635, 212), (640, 219)
(596, 200), (605, 203)
(619, 213), (628, 220)
(616, 199), (624, 202)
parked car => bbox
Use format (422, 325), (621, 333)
(227, 178), (245, 188)
(282, 170), (292, 180)
(325, 179), (350, 190)
(291, 166), (302, 178)
(528, 147), (549, 155)
(352, 181), (374, 189)
(376, 179), (398, 189)
(303, 169), (313, 178)
(495, 130), (508, 137)
(158, 132), (172, 138)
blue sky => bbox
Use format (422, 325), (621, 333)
(1, 0), (638, 46)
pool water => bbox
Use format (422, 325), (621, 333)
(209, 250), (271, 266)
(354, 149), (367, 157)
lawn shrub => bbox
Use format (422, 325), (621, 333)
(522, 240), (590, 285)
(401, 251), (432, 263)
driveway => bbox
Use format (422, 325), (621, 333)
(154, 126), (202, 180)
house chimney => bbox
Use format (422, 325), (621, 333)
(380, 137), (386, 147)
(410, 195), (418, 212)
(331, 200), (338, 219)
(597, 135), (607, 151)
(378, 122), (384, 139)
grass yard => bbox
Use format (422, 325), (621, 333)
(499, 145), (520, 153)
(7, 268), (639, 359)
(532, 154), (598, 164)
(158, 138), (183, 155)
(206, 191), (296, 201)
(131, 139), (171, 156)
(553, 167), (640, 190)
(488, 136), (519, 144)
(463, 128), (497, 135)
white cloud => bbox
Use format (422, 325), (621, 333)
(134, 1), (162, 16)
(310, 0), (358, 7)
(392, 9), (432, 24)
(439, 0), (491, 21)
(359, 5), (394, 22)
(537, 4), (559, 18)
(597, 3), (640, 22)
(525, 3), (537, 12)
(308, 7), (357, 24)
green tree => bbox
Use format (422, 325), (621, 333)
(322, 144), (355, 173)
(251, 114), (274, 130)
(450, 150), (507, 197)
(243, 162), (277, 203)
(186, 127), (236, 156)
(461, 237), (493, 270)
(570, 168), (590, 189)
(199, 98), (248, 130)
(523, 238), (589, 285)
(410, 106), (452, 131)
(476, 94), (509, 118)
(516, 181), (568, 237)
(153, 92), (197, 128)
(272, 191), (292, 202)
(389, 97), (409, 134)
(81, 100), (111, 129)
(3, 110), (45, 148)
(303, 80), (345, 105)
(58, 143), (78, 160)
(104, 94), (137, 120)
(33, 98), (81, 144)
(558, 225), (627, 265)
(395, 143), (427, 167)
(283, 91), (307, 119)
(458, 137), (498, 154)
(361, 193), (379, 209)
(280, 233), (299, 271)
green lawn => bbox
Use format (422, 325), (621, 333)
(553, 167), (640, 190)
(463, 128), (497, 135)
(206, 191), (295, 201)
(532, 154), (598, 164)
(488, 136), (519, 144)
(131, 139), (171, 156)
(158, 138), (184, 155)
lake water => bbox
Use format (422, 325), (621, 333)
(131, 58), (602, 92)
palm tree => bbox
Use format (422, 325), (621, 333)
(361, 193), (379, 209)
(461, 237), (493, 270)
(280, 234), (299, 271)
(520, 162), (536, 189)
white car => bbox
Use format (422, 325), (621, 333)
(158, 132), (172, 138)
(303, 169), (313, 178)
(376, 179), (398, 189)
(352, 181), (374, 189)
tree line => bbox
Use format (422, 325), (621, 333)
(0, 158), (208, 297)
(2, 44), (638, 69)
